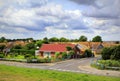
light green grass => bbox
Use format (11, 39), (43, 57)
(0, 64), (120, 81)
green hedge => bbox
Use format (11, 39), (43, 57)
(91, 60), (120, 70)
(101, 45), (120, 60)
(11, 49), (35, 55)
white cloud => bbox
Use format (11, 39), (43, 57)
(0, 0), (120, 41)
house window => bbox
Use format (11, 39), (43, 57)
(43, 52), (51, 58)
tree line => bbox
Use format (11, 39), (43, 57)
(0, 35), (102, 43)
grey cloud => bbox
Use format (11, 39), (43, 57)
(70, 0), (96, 5)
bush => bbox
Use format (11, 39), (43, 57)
(84, 49), (93, 57)
(66, 46), (72, 51)
(27, 58), (51, 63)
(0, 53), (4, 58)
(62, 52), (67, 59)
(98, 60), (120, 67)
(24, 54), (33, 59)
(101, 45), (120, 60)
(55, 52), (60, 58)
(111, 45), (120, 60)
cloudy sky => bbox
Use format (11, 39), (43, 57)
(0, 0), (120, 41)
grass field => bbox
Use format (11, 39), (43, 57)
(0, 64), (120, 81)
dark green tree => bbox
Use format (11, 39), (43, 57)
(101, 47), (115, 60)
(0, 37), (6, 43)
(49, 37), (59, 42)
(43, 37), (49, 44)
(13, 44), (22, 49)
(84, 49), (93, 57)
(0, 44), (6, 52)
(79, 35), (87, 42)
(92, 35), (102, 42)
(59, 37), (69, 42)
(111, 45), (120, 60)
(36, 40), (43, 47)
(66, 46), (72, 51)
(25, 43), (35, 50)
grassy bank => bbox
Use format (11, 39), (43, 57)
(0, 64), (120, 81)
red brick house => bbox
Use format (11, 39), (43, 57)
(38, 44), (75, 58)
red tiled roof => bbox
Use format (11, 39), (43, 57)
(40, 44), (75, 52)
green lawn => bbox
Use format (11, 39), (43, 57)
(0, 64), (120, 81)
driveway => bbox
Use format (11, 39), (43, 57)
(0, 57), (120, 77)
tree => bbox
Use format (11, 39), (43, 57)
(25, 43), (35, 50)
(36, 40), (43, 47)
(13, 44), (22, 49)
(43, 37), (49, 44)
(84, 49), (93, 57)
(59, 37), (69, 42)
(0, 44), (6, 52)
(79, 35), (87, 42)
(101, 46), (115, 60)
(111, 45), (120, 60)
(66, 46), (72, 51)
(49, 37), (59, 42)
(92, 35), (102, 42)
(0, 37), (6, 43)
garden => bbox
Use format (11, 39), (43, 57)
(0, 43), (94, 63)
(91, 45), (120, 70)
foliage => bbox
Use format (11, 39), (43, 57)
(101, 47), (112, 60)
(13, 44), (22, 49)
(66, 46), (72, 51)
(92, 35), (102, 42)
(24, 54), (33, 59)
(43, 37), (49, 44)
(55, 52), (60, 58)
(0, 37), (6, 43)
(84, 49), (93, 57)
(11, 49), (35, 56)
(91, 60), (120, 70)
(0, 65), (120, 81)
(98, 60), (120, 67)
(35, 40), (43, 47)
(49, 37), (59, 42)
(62, 52), (67, 59)
(0, 53), (4, 58)
(0, 44), (6, 51)
(79, 35), (87, 42)
(25, 43), (35, 50)
(101, 45), (120, 60)
(59, 37), (69, 42)
(69, 50), (74, 55)
(111, 45), (120, 60)
(27, 58), (51, 63)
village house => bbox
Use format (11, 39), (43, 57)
(37, 44), (75, 58)
(36, 43), (91, 58)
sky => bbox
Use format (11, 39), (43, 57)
(0, 0), (120, 41)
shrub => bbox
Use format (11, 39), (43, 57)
(84, 49), (93, 57)
(62, 52), (67, 59)
(98, 60), (120, 67)
(101, 45), (120, 60)
(27, 58), (51, 63)
(101, 47), (115, 60)
(24, 54), (33, 59)
(111, 45), (120, 60)
(55, 52), (60, 58)
(67, 51), (74, 59)
(66, 46), (72, 51)
(0, 53), (4, 58)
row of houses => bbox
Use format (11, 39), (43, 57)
(1, 41), (119, 58)
(36, 42), (104, 58)
(36, 41), (120, 58)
